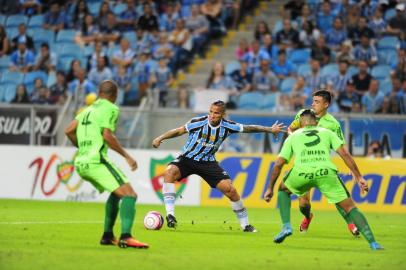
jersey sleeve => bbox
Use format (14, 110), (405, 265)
(329, 129), (344, 151)
(289, 109), (304, 131)
(334, 122), (346, 144)
(184, 117), (206, 133)
(100, 106), (119, 132)
(223, 120), (243, 134)
(279, 136), (293, 162)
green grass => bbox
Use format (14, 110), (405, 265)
(0, 199), (405, 270)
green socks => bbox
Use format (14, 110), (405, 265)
(120, 196), (137, 235)
(347, 207), (376, 243)
(278, 191), (291, 225)
(299, 204), (311, 219)
(104, 193), (120, 233)
(335, 204), (353, 225)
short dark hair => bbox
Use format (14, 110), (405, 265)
(278, 49), (286, 56)
(99, 80), (118, 97)
(211, 100), (226, 111)
(300, 109), (316, 119)
(40, 42), (49, 49)
(313, 89), (332, 104)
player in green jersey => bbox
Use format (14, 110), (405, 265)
(264, 109), (383, 250)
(273, 90), (359, 243)
(65, 80), (149, 249)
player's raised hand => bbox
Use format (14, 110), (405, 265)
(152, 137), (162, 148)
(126, 156), (138, 171)
(270, 120), (287, 135)
(357, 177), (369, 193)
(264, 188), (274, 203)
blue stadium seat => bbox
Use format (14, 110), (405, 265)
(56, 30), (76, 44)
(0, 56), (10, 71)
(371, 65), (391, 80)
(225, 61), (240, 75)
(83, 45), (95, 57)
(88, 2), (102, 16)
(27, 14), (44, 29)
(260, 93), (279, 110)
(181, 6), (191, 18)
(321, 63), (339, 78)
(288, 49), (311, 65)
(0, 84), (4, 102)
(6, 15), (28, 28)
(58, 56), (76, 72)
(3, 83), (17, 103)
(297, 63), (311, 76)
(378, 48), (398, 67)
(0, 15), (6, 25)
(377, 36), (400, 50)
(113, 3), (127, 15)
(347, 66), (359, 77)
(1, 71), (24, 84)
(273, 20), (283, 34)
(378, 79), (392, 96)
(123, 31), (137, 45)
(59, 44), (83, 58)
(33, 29), (55, 44)
(384, 8), (396, 21)
(237, 92), (264, 110)
(280, 77), (296, 94)
(6, 27), (19, 39)
(24, 71), (47, 95)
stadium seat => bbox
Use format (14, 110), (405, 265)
(58, 56), (76, 72)
(260, 92), (279, 110)
(378, 48), (398, 67)
(237, 92), (264, 110)
(27, 14), (44, 29)
(0, 85), (4, 102)
(59, 44), (83, 59)
(371, 65), (391, 81)
(88, 2), (102, 16)
(347, 66), (359, 77)
(1, 71), (24, 85)
(288, 49), (311, 65)
(0, 15), (6, 25)
(378, 79), (392, 96)
(181, 5), (192, 17)
(297, 63), (311, 77)
(280, 77), (296, 94)
(377, 36), (400, 50)
(123, 31), (137, 45)
(3, 83), (17, 103)
(384, 8), (396, 21)
(113, 3), (127, 15)
(56, 30), (76, 44)
(6, 15), (28, 28)
(6, 27), (19, 40)
(273, 20), (283, 34)
(0, 56), (10, 71)
(225, 61), (240, 75)
(83, 44), (95, 57)
(321, 63), (339, 78)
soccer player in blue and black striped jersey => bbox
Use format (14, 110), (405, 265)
(152, 100), (286, 232)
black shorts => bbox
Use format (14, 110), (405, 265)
(169, 156), (230, 188)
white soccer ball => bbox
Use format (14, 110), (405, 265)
(143, 211), (164, 230)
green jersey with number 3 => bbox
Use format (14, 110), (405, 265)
(75, 98), (119, 164)
(279, 126), (344, 171)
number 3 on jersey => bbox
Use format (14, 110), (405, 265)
(304, 130), (320, 147)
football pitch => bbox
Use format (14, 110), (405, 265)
(0, 199), (405, 270)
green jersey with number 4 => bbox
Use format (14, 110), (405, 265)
(290, 109), (345, 144)
(75, 98), (119, 164)
(279, 126), (344, 172)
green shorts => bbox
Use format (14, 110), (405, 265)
(283, 167), (349, 204)
(75, 159), (129, 193)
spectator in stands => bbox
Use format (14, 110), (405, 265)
(387, 3), (406, 37)
(112, 38), (136, 73)
(311, 35), (331, 66)
(87, 41), (109, 71)
(235, 38), (251, 60)
(68, 68), (96, 107)
(271, 49), (295, 80)
(345, 4), (360, 35)
(114, 65), (132, 105)
(378, 96), (401, 114)
(361, 79), (384, 113)
(352, 60), (373, 95)
(152, 31), (173, 61)
(20, 0), (42, 15)
(348, 16), (375, 46)
(317, 0), (334, 34)
(43, 2), (66, 32)
(119, 0), (138, 31)
(305, 58), (324, 91)
(353, 34), (378, 66)
(66, 59), (82, 84)
(31, 78), (50, 104)
(0, 25), (9, 57)
(368, 7), (387, 37)
(34, 42), (57, 73)
(260, 34), (277, 61)
(133, 49), (154, 98)
(367, 140), (390, 159)
(169, 19), (192, 74)
(97, 1), (112, 31)
(176, 83), (190, 109)
(49, 70), (67, 105)
(399, 79), (406, 113)
(11, 84), (30, 104)
(0, 0), (19, 14)
(328, 60), (350, 94)
(325, 17), (347, 51)
(138, 3), (159, 32)
(337, 79), (361, 113)
(390, 77), (403, 99)
(335, 40), (355, 65)
(72, 0), (89, 30)
(159, 2), (179, 32)
(75, 14), (99, 47)
(150, 57), (174, 107)
(290, 76), (311, 110)
(186, 5), (210, 58)
(9, 37), (35, 73)
(230, 59), (252, 93)
(11, 23), (34, 52)
(88, 56), (113, 86)
(252, 59), (279, 93)
(276, 19), (299, 50)
(242, 40), (270, 73)
(360, 0), (378, 18)
(221, 0), (241, 29)
(298, 20), (321, 48)
(254, 20), (271, 44)
(394, 48), (406, 81)
(99, 12), (121, 47)
(283, 0), (305, 21)
(296, 4), (315, 29)
(201, 0), (226, 37)
(206, 61), (237, 93)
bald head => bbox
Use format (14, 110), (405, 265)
(99, 80), (118, 102)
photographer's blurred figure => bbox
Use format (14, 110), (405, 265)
(367, 140), (391, 160)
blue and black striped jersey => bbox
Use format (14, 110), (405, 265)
(181, 116), (243, 161)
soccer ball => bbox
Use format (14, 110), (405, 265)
(143, 211), (164, 230)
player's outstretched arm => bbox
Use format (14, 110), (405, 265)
(103, 128), (137, 171)
(336, 146), (369, 193)
(152, 126), (187, 148)
(264, 157), (286, 202)
(65, 120), (78, 147)
(243, 121), (286, 134)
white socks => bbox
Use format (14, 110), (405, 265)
(231, 200), (249, 229)
(163, 182), (176, 216)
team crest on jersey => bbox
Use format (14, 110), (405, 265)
(150, 155), (188, 201)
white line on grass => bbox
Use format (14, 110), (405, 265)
(0, 220), (279, 225)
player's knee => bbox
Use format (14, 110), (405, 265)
(225, 185), (238, 200)
(299, 197), (310, 207)
(163, 169), (177, 183)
